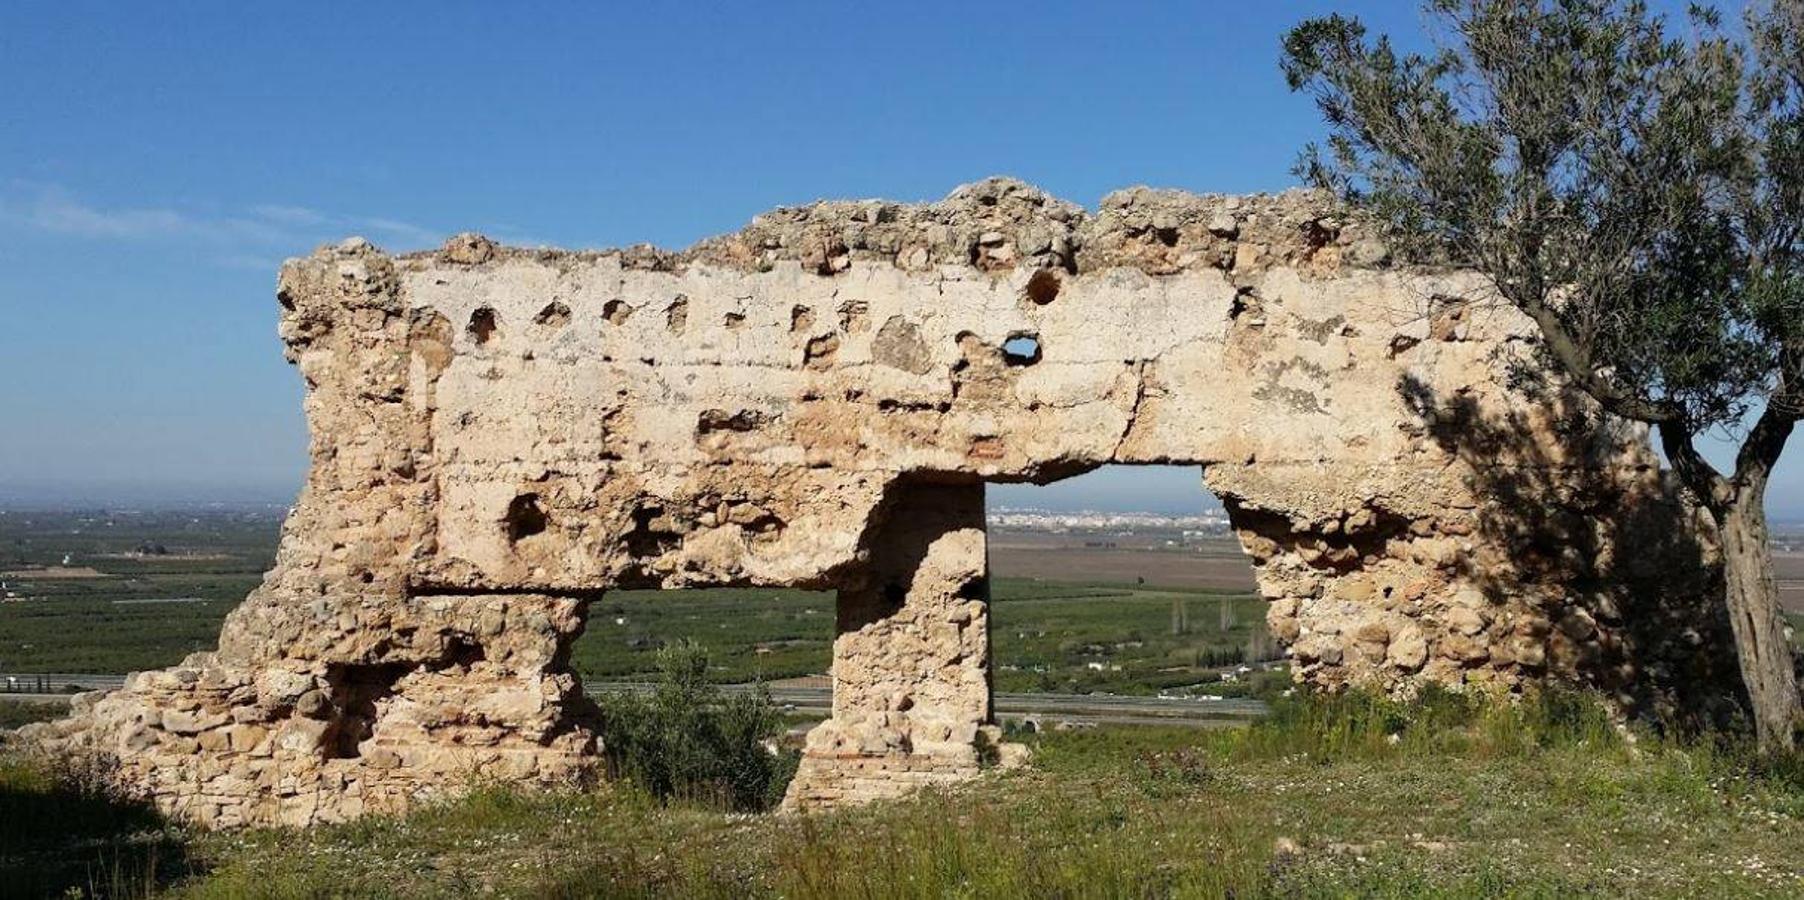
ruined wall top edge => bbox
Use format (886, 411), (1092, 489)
(297, 177), (1394, 278)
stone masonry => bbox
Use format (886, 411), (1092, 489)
(24, 178), (1730, 827)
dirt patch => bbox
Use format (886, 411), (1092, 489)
(1, 567), (112, 580)
(988, 533), (1255, 592)
(1775, 550), (1804, 614)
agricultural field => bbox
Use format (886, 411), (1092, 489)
(0, 509), (1273, 696)
(581, 578), (1271, 694)
(6, 506), (1794, 689)
(989, 528), (1258, 592)
(0, 509), (278, 673)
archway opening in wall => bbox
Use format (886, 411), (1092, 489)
(565, 585), (835, 707)
(985, 465), (1285, 699)
(559, 581), (838, 814)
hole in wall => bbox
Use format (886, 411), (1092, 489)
(604, 299), (635, 326)
(571, 586), (835, 691)
(1001, 333), (1041, 366)
(321, 662), (410, 759)
(1229, 289), (1251, 320)
(444, 635), (487, 669)
(1025, 269), (1061, 305)
(696, 408), (772, 434)
(468, 307), (500, 345)
(534, 301), (571, 329)
(621, 504), (681, 567)
(505, 493), (549, 542)
(805, 334), (840, 369)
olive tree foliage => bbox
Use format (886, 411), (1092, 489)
(1282, 0), (1803, 747)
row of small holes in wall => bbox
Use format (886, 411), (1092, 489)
(465, 298), (696, 346)
(465, 268), (1064, 348)
(468, 306), (1044, 367)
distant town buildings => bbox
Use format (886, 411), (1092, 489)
(987, 507), (1233, 534)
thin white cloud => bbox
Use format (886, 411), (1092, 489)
(253, 205), (440, 247)
(250, 204), (330, 227)
(358, 216), (439, 247)
(0, 183), (450, 264)
(213, 253), (281, 271)
(0, 185), (196, 239)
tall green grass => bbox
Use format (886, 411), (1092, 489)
(1214, 683), (1625, 763)
(0, 749), (189, 897)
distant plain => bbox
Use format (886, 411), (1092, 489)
(0, 510), (1279, 696)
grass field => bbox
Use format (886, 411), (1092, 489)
(0, 580), (1272, 696)
(4, 510), (1803, 896)
(3, 688), (1800, 898)
(0, 510), (1272, 695)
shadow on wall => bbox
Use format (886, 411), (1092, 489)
(1396, 372), (1744, 731)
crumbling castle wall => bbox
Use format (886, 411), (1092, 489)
(24, 178), (1729, 827)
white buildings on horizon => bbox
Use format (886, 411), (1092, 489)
(986, 506), (1233, 533)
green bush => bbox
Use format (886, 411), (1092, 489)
(595, 640), (797, 811)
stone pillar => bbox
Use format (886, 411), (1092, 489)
(782, 481), (1017, 809)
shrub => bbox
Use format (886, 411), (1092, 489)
(0, 748), (187, 897)
(595, 640), (797, 811)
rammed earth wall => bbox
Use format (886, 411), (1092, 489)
(25, 178), (1733, 827)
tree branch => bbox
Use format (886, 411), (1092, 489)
(1735, 402), (1795, 499)
(1508, 285), (1685, 424)
(1658, 420), (1732, 510)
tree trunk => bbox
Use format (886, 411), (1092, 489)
(1717, 495), (1801, 751)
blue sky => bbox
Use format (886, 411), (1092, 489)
(0, 1), (1796, 517)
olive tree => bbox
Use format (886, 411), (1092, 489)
(1282, 0), (1803, 747)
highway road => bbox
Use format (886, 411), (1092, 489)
(0, 673), (1268, 728)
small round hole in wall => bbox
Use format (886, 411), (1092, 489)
(1002, 333), (1041, 366)
(468, 307), (500, 345)
(1024, 269), (1061, 305)
(505, 493), (548, 542)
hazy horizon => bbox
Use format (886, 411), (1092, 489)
(0, 466), (1222, 516)
(8, 464), (1804, 523)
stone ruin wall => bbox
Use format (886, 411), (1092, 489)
(23, 178), (1732, 827)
